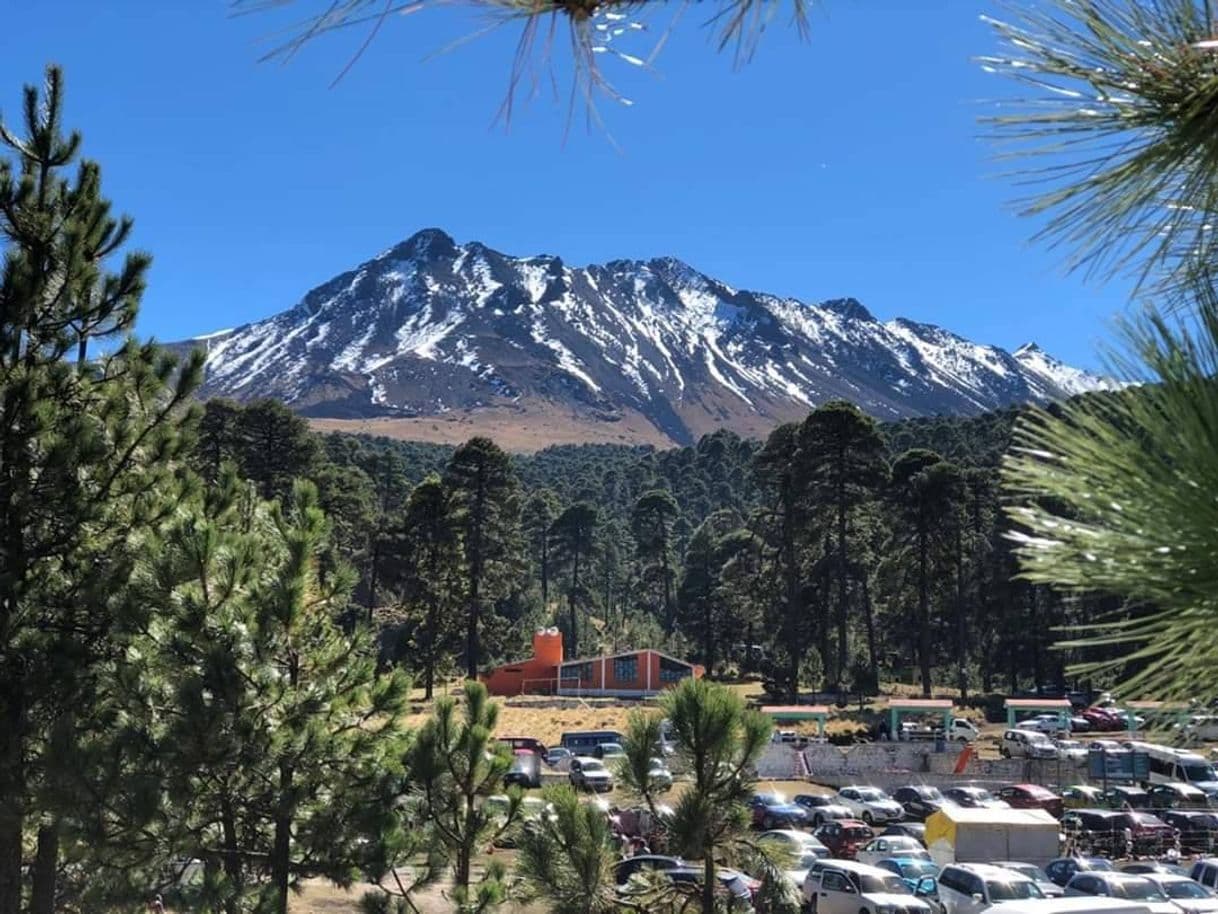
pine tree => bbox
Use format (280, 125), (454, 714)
(0, 66), (202, 914)
(796, 402), (887, 688)
(445, 437), (523, 679)
(549, 502), (599, 658)
(89, 475), (411, 914)
(387, 473), (463, 699)
(676, 510), (743, 674)
(522, 489), (560, 610)
(515, 786), (618, 914)
(407, 681), (519, 910)
(234, 398), (321, 502)
(887, 450), (964, 697)
(631, 489), (681, 631)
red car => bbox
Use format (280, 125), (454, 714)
(1081, 707), (1123, 732)
(813, 819), (874, 859)
(997, 784), (1064, 818)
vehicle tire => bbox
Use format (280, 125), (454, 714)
(863, 811), (874, 825)
(814, 813), (825, 827)
(1000, 747), (1010, 758)
(763, 815), (776, 830)
(860, 907), (870, 914)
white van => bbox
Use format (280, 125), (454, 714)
(989, 900), (1150, 914)
(1002, 729), (1057, 760)
(1190, 860), (1218, 892)
(804, 860), (934, 914)
(938, 863), (1046, 914)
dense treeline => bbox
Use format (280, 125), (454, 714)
(191, 396), (1122, 701)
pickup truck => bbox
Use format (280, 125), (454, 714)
(900, 719), (980, 742)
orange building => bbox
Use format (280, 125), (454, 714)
(481, 628), (704, 698)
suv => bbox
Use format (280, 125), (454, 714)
(938, 863), (1045, 914)
(814, 820), (875, 859)
(1001, 729), (1057, 759)
(837, 786), (905, 825)
(1063, 872), (1177, 914)
(568, 756), (614, 792)
(803, 860), (934, 914)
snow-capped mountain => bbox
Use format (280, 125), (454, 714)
(175, 229), (1114, 447)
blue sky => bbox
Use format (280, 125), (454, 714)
(2, 0), (1133, 369)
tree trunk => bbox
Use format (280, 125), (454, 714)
(835, 466), (849, 688)
(917, 527), (932, 698)
(29, 819), (60, 914)
(424, 603), (436, 701)
(366, 538), (380, 625)
(220, 792), (244, 910)
(703, 596), (714, 677)
(0, 680), (25, 914)
(540, 536), (549, 610)
(861, 575), (878, 684)
(568, 545), (581, 659)
(702, 850), (716, 914)
(272, 762), (294, 914)
(955, 528), (968, 701)
(660, 524), (673, 632)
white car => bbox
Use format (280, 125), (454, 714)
(1001, 728), (1058, 760)
(1054, 739), (1090, 764)
(1016, 714), (1068, 735)
(949, 718), (982, 742)
(804, 860), (934, 914)
(938, 863), (1046, 914)
(836, 786), (905, 825)
(759, 829), (829, 888)
(646, 757), (674, 791)
(855, 835), (931, 867)
(569, 756), (614, 792)
(1141, 874), (1218, 913)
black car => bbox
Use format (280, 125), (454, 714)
(1160, 809), (1218, 855)
(1045, 856), (1115, 888)
(1099, 786), (1151, 810)
(1062, 809), (1129, 856)
(893, 785), (953, 821)
(503, 753), (542, 789)
(614, 854), (685, 888)
(943, 786), (1006, 809)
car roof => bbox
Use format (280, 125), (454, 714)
(828, 818), (870, 828)
(1088, 873), (1151, 884)
(885, 856), (934, 865)
(950, 863), (1035, 880)
(761, 829), (814, 841)
(573, 755), (602, 763)
(821, 860), (894, 876)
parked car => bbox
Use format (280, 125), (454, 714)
(997, 784), (1064, 817)
(504, 752), (542, 788)
(1082, 708), (1126, 732)
(594, 742), (627, 761)
(665, 866), (758, 906)
(749, 791), (810, 830)
(1016, 714), (1069, 735)
(795, 793), (853, 825)
(943, 786), (1010, 810)
(1148, 782), (1210, 810)
(877, 857), (940, 893)
(938, 862), (1046, 914)
(856, 835), (931, 867)
(643, 757), (674, 791)
(1140, 874), (1218, 913)
(803, 860), (934, 914)
(499, 736), (548, 756)
(992, 862), (1064, 898)
(1055, 739), (1091, 763)
(1001, 729), (1058, 759)
(545, 747), (573, 769)
(1062, 785), (1105, 809)
(1114, 811), (1178, 856)
(836, 786), (905, 825)
(1068, 716), (1093, 734)
(1062, 809), (1132, 856)
(613, 853), (684, 889)
(760, 829), (830, 888)
(1063, 872), (1177, 914)
(1119, 862), (1189, 877)
(813, 819), (874, 859)
(883, 822), (927, 846)
(1161, 809), (1218, 855)
(948, 719), (982, 742)
(1099, 786), (1151, 810)
(894, 785), (956, 821)
(569, 756), (614, 792)
(1045, 857), (1115, 888)
(1191, 859), (1218, 892)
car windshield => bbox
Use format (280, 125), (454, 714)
(986, 880), (1045, 901)
(899, 861), (937, 878)
(1164, 881), (1212, 899)
(917, 787), (943, 800)
(1001, 865), (1045, 882)
(857, 789), (885, 801)
(797, 852), (821, 868)
(761, 793), (787, 805)
(582, 760), (605, 772)
(846, 827), (873, 838)
(1058, 741), (1081, 749)
(1182, 762), (1218, 782)
(1111, 881), (1168, 901)
(858, 874), (910, 894)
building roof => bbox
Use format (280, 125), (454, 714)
(888, 698), (954, 710)
(558, 648), (694, 669)
(762, 705), (830, 719)
(1004, 698), (1071, 709)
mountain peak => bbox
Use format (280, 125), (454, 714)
(385, 227), (458, 262)
(1014, 341), (1042, 356)
(176, 232), (1114, 448)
